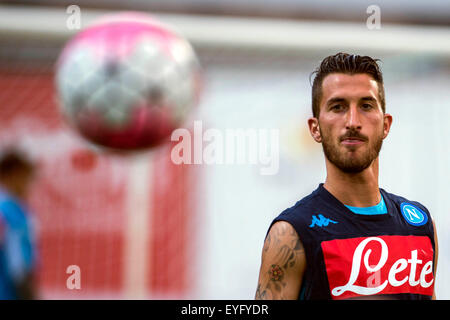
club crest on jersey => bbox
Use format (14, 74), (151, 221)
(400, 203), (428, 226)
(309, 214), (338, 228)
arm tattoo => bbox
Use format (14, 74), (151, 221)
(268, 264), (284, 281)
(255, 223), (304, 300)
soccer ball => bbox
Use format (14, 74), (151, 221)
(55, 12), (201, 150)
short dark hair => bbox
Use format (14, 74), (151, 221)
(310, 52), (385, 118)
(0, 149), (34, 178)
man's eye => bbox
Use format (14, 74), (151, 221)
(331, 104), (342, 111)
(362, 103), (373, 110)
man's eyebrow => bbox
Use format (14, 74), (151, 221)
(360, 96), (378, 102)
(326, 97), (346, 105)
(325, 96), (379, 106)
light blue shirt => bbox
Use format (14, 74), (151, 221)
(345, 194), (387, 215)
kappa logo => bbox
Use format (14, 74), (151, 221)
(309, 214), (338, 228)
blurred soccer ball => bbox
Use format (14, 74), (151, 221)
(55, 12), (201, 150)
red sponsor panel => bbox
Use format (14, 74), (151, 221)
(321, 235), (434, 300)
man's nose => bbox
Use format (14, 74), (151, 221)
(345, 104), (362, 130)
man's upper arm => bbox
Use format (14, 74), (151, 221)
(255, 220), (306, 300)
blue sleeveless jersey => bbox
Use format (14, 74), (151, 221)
(270, 184), (436, 300)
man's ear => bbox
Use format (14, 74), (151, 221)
(383, 113), (393, 139)
(308, 117), (322, 143)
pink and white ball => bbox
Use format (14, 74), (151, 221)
(55, 12), (201, 150)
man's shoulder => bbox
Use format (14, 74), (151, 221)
(0, 191), (28, 229)
(276, 187), (322, 222)
(381, 188), (430, 213)
(381, 188), (434, 229)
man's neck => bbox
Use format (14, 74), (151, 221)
(323, 158), (381, 207)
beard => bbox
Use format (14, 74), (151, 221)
(320, 127), (384, 173)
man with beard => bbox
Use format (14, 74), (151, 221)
(255, 53), (438, 300)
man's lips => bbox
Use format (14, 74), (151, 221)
(340, 137), (366, 146)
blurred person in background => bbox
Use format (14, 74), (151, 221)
(0, 149), (37, 299)
(255, 53), (438, 300)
